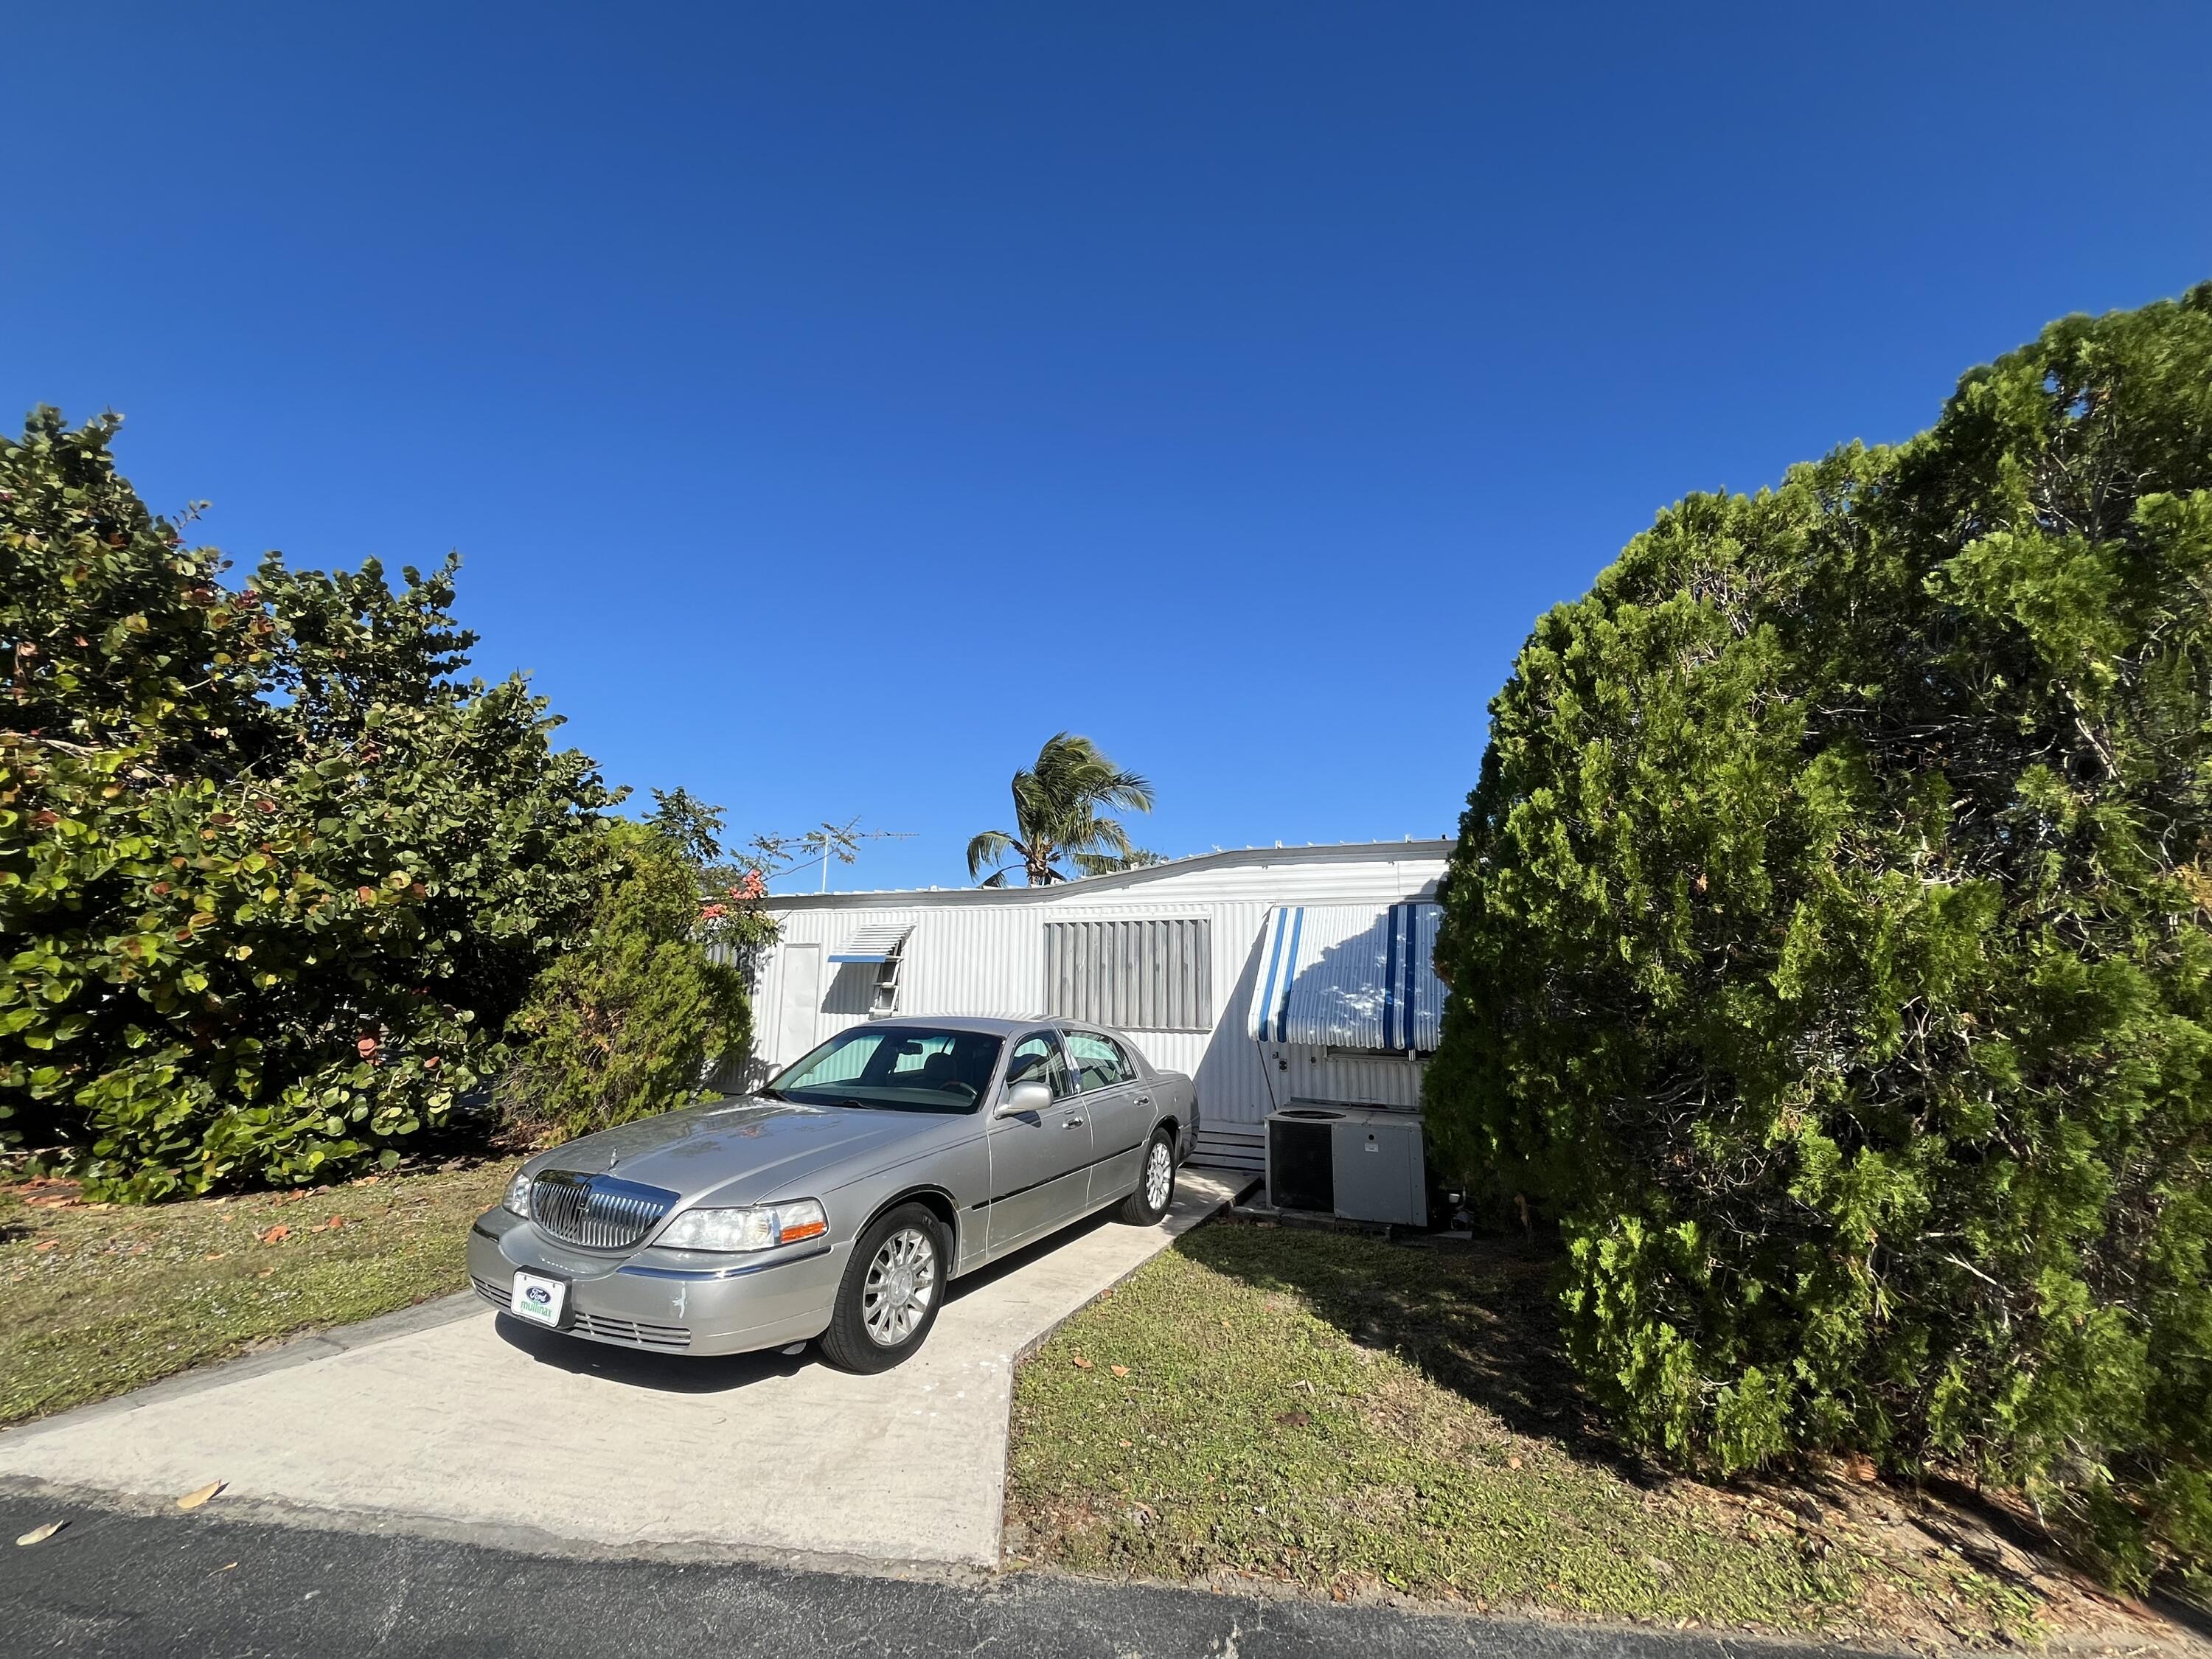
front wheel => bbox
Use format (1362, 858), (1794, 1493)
(819, 1203), (945, 1372)
(1118, 1127), (1178, 1225)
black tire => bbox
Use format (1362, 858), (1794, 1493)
(818, 1203), (947, 1373)
(1117, 1127), (1178, 1225)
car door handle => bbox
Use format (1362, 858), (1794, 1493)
(1134, 1094), (1151, 1106)
(1064, 1116), (1085, 1129)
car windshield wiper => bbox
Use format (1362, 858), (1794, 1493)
(755, 1086), (785, 1101)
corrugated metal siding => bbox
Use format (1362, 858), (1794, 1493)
(1043, 918), (1212, 1032)
(739, 849), (1450, 1141)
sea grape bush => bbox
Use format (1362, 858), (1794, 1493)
(1, 410), (617, 1196)
(1428, 287), (2212, 1585)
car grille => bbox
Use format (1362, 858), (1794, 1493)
(574, 1312), (692, 1352)
(528, 1170), (678, 1251)
(475, 1273), (692, 1351)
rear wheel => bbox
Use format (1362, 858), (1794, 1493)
(819, 1203), (945, 1373)
(1118, 1127), (1178, 1225)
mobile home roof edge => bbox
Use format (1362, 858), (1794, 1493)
(761, 838), (1458, 910)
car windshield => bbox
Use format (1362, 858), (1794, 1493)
(765, 1027), (1004, 1113)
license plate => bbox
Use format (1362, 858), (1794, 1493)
(509, 1270), (567, 1328)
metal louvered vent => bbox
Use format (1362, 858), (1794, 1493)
(1043, 917), (1213, 1032)
(529, 1171), (678, 1251)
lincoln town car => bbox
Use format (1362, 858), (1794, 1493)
(469, 1016), (1197, 1370)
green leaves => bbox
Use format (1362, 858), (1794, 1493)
(968, 732), (1158, 885)
(497, 823), (752, 1143)
(1429, 284), (2212, 1587)
(1, 409), (618, 1198)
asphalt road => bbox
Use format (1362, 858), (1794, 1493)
(0, 1491), (1878, 1659)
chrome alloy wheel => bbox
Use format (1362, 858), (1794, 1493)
(861, 1225), (937, 1346)
(1144, 1140), (1174, 1211)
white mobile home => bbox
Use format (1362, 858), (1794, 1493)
(741, 840), (1455, 1182)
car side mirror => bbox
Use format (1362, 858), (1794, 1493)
(997, 1079), (1054, 1117)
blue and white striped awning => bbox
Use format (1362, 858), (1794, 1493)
(1246, 902), (1444, 1051)
(829, 923), (912, 964)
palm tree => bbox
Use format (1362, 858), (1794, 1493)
(966, 733), (1158, 886)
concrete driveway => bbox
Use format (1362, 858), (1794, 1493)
(0, 1173), (1239, 1571)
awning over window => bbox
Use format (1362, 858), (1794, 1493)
(1246, 902), (1444, 1051)
(829, 923), (913, 964)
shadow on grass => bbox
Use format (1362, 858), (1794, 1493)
(1181, 1217), (1660, 1481)
(1911, 1472), (2212, 1643)
(1181, 1220), (2212, 1634)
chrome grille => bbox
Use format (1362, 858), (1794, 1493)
(528, 1171), (678, 1251)
(574, 1312), (692, 1351)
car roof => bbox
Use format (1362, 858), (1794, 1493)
(864, 1015), (1130, 1040)
(866, 1015), (1043, 1037)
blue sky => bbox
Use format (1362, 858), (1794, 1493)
(7, 4), (2209, 893)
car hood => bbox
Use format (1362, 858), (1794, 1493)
(528, 1095), (954, 1208)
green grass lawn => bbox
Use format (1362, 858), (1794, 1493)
(1007, 1221), (2106, 1646)
(0, 1158), (518, 1427)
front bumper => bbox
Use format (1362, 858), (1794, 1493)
(467, 1206), (846, 1357)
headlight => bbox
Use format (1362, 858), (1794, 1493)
(503, 1170), (533, 1218)
(657, 1199), (827, 1253)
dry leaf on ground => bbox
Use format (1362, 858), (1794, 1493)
(14, 1521), (66, 1546)
(177, 1481), (224, 1511)
(1110, 1365), (1130, 1378)
(1071, 1355), (1093, 1370)
(257, 1225), (288, 1245)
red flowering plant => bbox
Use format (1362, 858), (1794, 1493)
(698, 869), (774, 950)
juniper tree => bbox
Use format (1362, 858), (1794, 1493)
(1429, 286), (2212, 1586)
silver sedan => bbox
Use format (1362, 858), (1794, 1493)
(468, 1016), (1198, 1371)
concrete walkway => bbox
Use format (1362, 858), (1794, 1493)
(0, 1173), (1241, 1571)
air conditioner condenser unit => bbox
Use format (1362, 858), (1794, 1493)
(1265, 1103), (1425, 1226)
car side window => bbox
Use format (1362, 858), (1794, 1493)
(1004, 1032), (1073, 1099)
(1064, 1030), (1132, 1093)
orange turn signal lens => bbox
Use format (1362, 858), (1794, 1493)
(773, 1200), (828, 1245)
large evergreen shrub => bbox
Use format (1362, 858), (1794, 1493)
(495, 820), (758, 1144)
(1428, 286), (2212, 1585)
(1, 411), (616, 1196)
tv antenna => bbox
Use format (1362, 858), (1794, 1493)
(748, 820), (918, 893)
